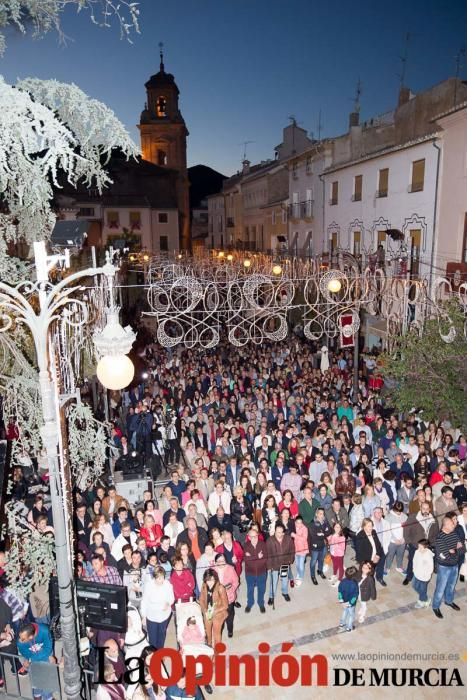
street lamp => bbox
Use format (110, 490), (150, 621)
(243, 259), (251, 269)
(327, 278), (342, 293)
(272, 264), (282, 276)
(0, 241), (135, 700)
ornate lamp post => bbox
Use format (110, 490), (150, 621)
(0, 241), (135, 700)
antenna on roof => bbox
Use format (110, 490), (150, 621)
(317, 109), (323, 141)
(354, 78), (362, 113)
(239, 141), (254, 161)
(397, 31), (411, 88)
(454, 44), (466, 105)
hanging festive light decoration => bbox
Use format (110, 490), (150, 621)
(142, 251), (465, 350)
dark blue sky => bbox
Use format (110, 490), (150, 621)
(1, 0), (466, 175)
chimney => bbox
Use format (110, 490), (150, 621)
(349, 111), (359, 128)
(242, 159), (251, 175)
(398, 86), (411, 107)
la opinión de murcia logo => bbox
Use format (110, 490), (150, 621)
(97, 642), (328, 693)
(96, 644), (464, 694)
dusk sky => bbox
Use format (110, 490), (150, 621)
(1, 0), (467, 175)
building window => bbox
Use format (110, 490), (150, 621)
(78, 207), (95, 217)
(160, 235), (169, 252)
(271, 210), (276, 225)
(330, 181), (338, 205)
(306, 156), (312, 174)
(292, 162), (298, 179)
(377, 168), (389, 197)
(377, 230), (387, 248)
(306, 230), (313, 257)
(353, 175), (362, 201)
(107, 211), (119, 229)
(227, 217), (234, 227)
(409, 229), (421, 278)
(305, 189), (313, 217)
(282, 208), (287, 224)
(156, 96), (167, 117)
(330, 231), (338, 254)
(410, 159), (425, 192)
(353, 230), (361, 257)
(158, 212), (168, 223)
(463, 213), (467, 263)
(157, 149), (167, 166)
(129, 211), (141, 230)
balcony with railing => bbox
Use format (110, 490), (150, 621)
(288, 200), (314, 219)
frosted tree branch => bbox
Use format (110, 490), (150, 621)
(0, 0), (140, 55)
(0, 75), (139, 244)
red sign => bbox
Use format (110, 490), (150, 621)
(340, 314), (355, 348)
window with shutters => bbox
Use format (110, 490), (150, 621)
(107, 211), (119, 229)
(330, 181), (338, 205)
(353, 231), (361, 256)
(160, 235), (169, 252)
(377, 230), (387, 248)
(130, 211), (141, 230)
(377, 168), (389, 197)
(409, 229), (421, 278)
(330, 231), (338, 253)
(353, 175), (362, 201)
(158, 212), (168, 223)
(410, 159), (425, 192)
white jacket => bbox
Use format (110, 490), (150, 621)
(413, 548), (434, 582)
(207, 490), (231, 515)
(111, 531), (137, 561)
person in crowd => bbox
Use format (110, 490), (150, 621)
(328, 522), (346, 585)
(384, 501), (407, 575)
(266, 523), (295, 605)
(170, 556), (196, 603)
(412, 538), (434, 608)
(338, 566), (359, 632)
(140, 566), (174, 648)
(199, 568), (229, 647)
(356, 561), (376, 624)
(432, 515), (463, 619)
(244, 527), (268, 612)
(308, 508), (332, 585)
(402, 501), (438, 586)
(17, 622), (56, 700)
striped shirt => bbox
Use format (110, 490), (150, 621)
(84, 566), (123, 585)
(434, 530), (461, 566)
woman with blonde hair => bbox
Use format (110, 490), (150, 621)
(89, 514), (114, 547)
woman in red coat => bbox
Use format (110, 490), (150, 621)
(140, 514), (163, 550)
(170, 555), (196, 602)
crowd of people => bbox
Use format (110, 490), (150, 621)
(1, 336), (466, 699)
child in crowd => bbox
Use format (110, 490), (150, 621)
(337, 566), (359, 632)
(181, 616), (205, 647)
(328, 522), (346, 585)
(412, 538), (434, 608)
(357, 560), (377, 623)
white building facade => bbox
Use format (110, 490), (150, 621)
(322, 134), (441, 280)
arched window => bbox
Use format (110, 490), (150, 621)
(157, 149), (167, 166)
(156, 96), (167, 117)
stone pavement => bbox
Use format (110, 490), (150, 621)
(164, 563), (466, 700)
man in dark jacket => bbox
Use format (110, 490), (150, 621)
(266, 523), (295, 604)
(208, 506), (233, 534)
(244, 528), (268, 613)
(402, 502), (438, 585)
(308, 509), (332, 585)
(325, 498), (350, 531)
(175, 518), (208, 556)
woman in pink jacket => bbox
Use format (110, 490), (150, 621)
(293, 515), (309, 587)
(214, 553), (239, 638)
(328, 522), (346, 584)
(170, 556), (196, 602)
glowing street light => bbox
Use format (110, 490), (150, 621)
(327, 278), (342, 293)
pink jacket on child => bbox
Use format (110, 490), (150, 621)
(294, 523), (309, 556)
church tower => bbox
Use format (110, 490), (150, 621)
(138, 46), (190, 250)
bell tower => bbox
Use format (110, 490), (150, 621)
(138, 44), (190, 250)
